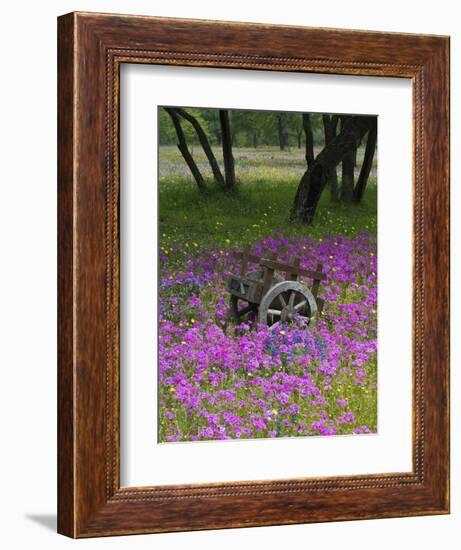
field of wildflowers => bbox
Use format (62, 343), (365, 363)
(158, 146), (377, 443)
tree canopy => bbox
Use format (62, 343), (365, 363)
(159, 107), (324, 149)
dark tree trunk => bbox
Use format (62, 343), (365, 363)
(354, 120), (377, 202)
(331, 115), (340, 202)
(340, 116), (357, 202)
(164, 108), (206, 192)
(303, 113), (314, 168)
(323, 114), (339, 201)
(253, 131), (258, 148)
(341, 150), (356, 202)
(290, 116), (373, 224)
(172, 107), (225, 188)
(219, 109), (236, 191)
(277, 113), (286, 151)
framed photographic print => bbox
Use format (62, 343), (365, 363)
(57, 12), (450, 537)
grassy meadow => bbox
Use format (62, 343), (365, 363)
(159, 145), (377, 259)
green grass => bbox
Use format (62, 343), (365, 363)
(159, 146), (377, 256)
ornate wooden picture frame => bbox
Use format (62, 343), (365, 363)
(57, 12), (450, 537)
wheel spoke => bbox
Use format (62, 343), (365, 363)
(257, 280), (315, 328)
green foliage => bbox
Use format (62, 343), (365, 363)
(158, 107), (326, 148)
(159, 106), (211, 145)
(158, 107), (176, 144)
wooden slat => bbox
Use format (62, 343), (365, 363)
(316, 297), (325, 314)
(311, 262), (324, 297)
(234, 251), (326, 281)
(287, 256), (301, 281)
(259, 258), (327, 281)
(262, 251), (277, 294)
(233, 250), (263, 265)
(239, 245), (250, 275)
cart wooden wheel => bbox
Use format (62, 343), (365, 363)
(229, 270), (278, 324)
(258, 280), (318, 329)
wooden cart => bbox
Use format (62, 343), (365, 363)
(227, 246), (326, 329)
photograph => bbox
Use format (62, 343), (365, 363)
(157, 106), (378, 443)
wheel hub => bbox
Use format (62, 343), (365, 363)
(280, 305), (296, 323)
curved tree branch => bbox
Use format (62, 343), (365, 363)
(172, 107), (225, 188)
(354, 119), (377, 202)
(303, 113), (314, 168)
(164, 107), (206, 192)
(291, 116), (374, 224)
